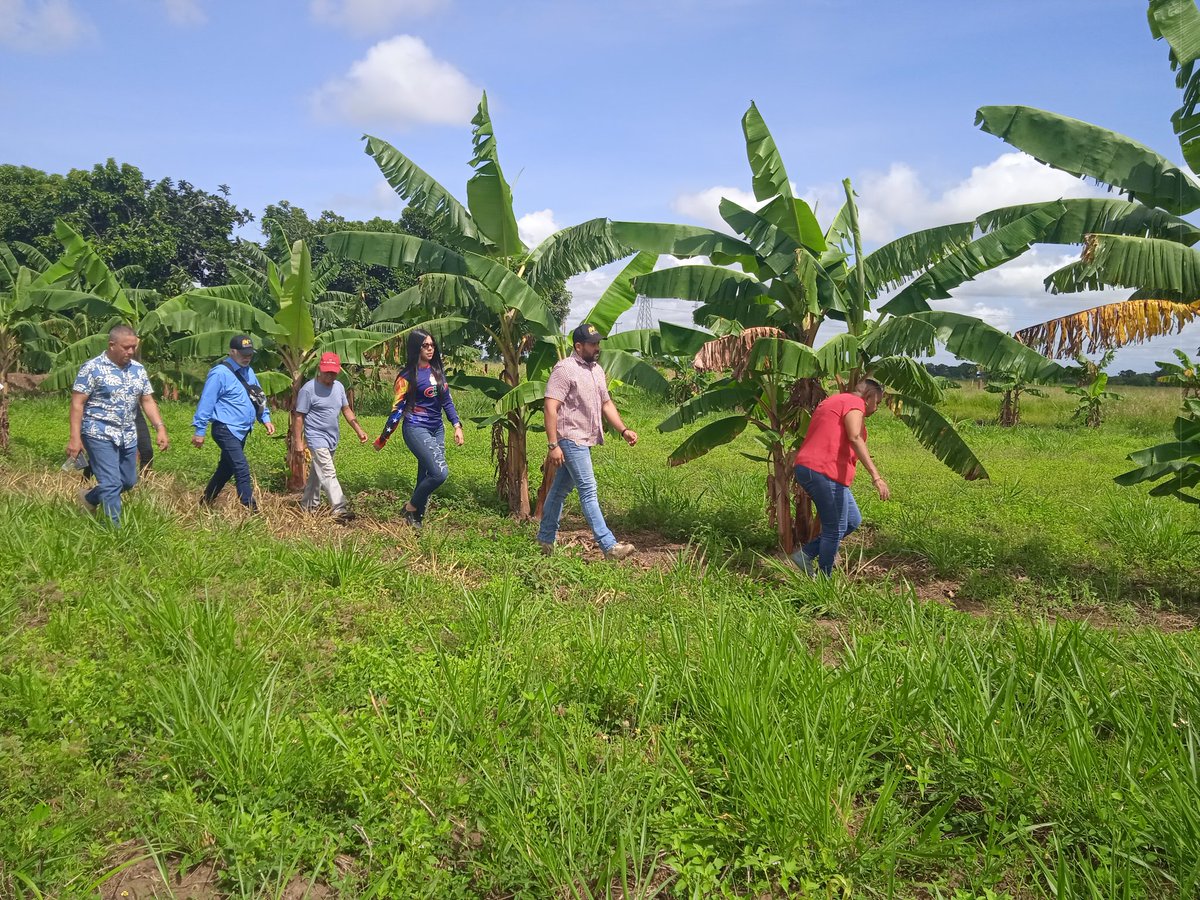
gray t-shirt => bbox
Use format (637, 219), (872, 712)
(296, 379), (348, 450)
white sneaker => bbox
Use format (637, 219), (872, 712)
(604, 542), (635, 561)
(790, 547), (815, 576)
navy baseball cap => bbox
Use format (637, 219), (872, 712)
(572, 322), (603, 344)
(230, 335), (256, 354)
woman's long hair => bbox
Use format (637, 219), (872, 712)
(400, 328), (447, 418)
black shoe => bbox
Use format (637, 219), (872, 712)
(403, 508), (422, 530)
(333, 510), (357, 524)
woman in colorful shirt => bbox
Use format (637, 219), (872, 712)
(792, 379), (891, 576)
(375, 329), (464, 527)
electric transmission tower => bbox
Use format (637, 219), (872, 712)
(635, 294), (654, 331)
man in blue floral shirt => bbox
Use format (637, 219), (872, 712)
(67, 325), (170, 525)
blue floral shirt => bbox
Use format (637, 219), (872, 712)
(72, 353), (153, 448)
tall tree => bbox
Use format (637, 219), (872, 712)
(0, 160), (252, 295)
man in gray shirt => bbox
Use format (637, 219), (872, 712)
(294, 352), (368, 520)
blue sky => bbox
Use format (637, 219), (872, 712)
(2, 0), (1198, 369)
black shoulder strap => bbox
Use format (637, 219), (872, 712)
(220, 358), (263, 422)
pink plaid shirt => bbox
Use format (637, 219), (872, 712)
(545, 353), (610, 447)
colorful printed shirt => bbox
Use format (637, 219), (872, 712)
(375, 365), (460, 449)
(544, 353), (609, 447)
(192, 357), (271, 439)
(72, 353), (153, 448)
(794, 392), (867, 486)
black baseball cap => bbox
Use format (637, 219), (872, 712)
(572, 322), (603, 344)
(230, 335), (256, 354)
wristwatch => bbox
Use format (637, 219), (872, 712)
(548, 442), (559, 450)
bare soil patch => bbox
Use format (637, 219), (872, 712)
(547, 523), (694, 569)
(98, 846), (338, 900)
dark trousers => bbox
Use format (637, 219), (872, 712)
(204, 421), (255, 507)
(135, 409), (153, 469)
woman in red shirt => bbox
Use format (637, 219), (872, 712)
(792, 379), (891, 576)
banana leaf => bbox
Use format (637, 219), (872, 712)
(747, 337), (824, 379)
(314, 328), (392, 366)
(447, 372), (512, 400)
(362, 134), (485, 252)
(599, 348), (668, 396)
(522, 218), (631, 292)
(495, 380), (547, 415)
(658, 384), (760, 432)
(888, 394), (987, 480)
(718, 199), (800, 278)
(881, 202), (1066, 315)
(977, 198), (1200, 246)
(870, 356), (945, 405)
(632, 264), (767, 306)
(586, 252), (657, 335)
(44, 333), (110, 390)
(975, 105), (1200, 215)
(865, 311), (1062, 382)
(667, 414), (750, 466)
(466, 93), (524, 258)
(324, 231), (471, 276)
(610, 221), (760, 272)
(659, 321), (713, 356)
(1073, 234), (1200, 297)
(860, 221), (977, 296)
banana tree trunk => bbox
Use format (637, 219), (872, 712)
(998, 389), (1021, 427)
(0, 331), (15, 452)
(533, 452), (560, 519)
(494, 311), (531, 517)
(0, 383), (9, 453)
(285, 373), (306, 491)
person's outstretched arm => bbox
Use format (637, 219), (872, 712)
(843, 409), (889, 500)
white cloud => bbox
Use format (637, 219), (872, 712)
(853, 152), (1102, 243)
(0, 0), (91, 50)
(672, 185), (761, 231)
(311, 35), (480, 129)
(162, 0), (205, 25)
(310, 0), (446, 35)
(517, 209), (559, 248)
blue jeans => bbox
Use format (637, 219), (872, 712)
(204, 421), (255, 507)
(402, 422), (448, 518)
(537, 439), (616, 553)
(82, 434), (138, 525)
(794, 464), (862, 575)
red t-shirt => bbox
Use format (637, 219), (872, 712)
(794, 393), (867, 486)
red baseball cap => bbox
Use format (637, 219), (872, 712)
(318, 352), (341, 373)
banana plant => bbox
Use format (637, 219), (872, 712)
(1116, 348), (1200, 503)
(0, 243), (104, 450)
(966, 0), (1200, 358)
(162, 233), (405, 489)
(638, 103), (1066, 551)
(326, 92), (746, 516)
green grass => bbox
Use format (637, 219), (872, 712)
(1, 384), (1198, 898)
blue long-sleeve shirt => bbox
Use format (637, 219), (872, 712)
(193, 357), (271, 439)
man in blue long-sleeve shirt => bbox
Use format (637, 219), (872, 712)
(192, 335), (276, 509)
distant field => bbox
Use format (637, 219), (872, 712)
(2, 384), (1198, 898)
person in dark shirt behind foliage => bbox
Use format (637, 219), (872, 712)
(375, 329), (464, 528)
(791, 379), (891, 577)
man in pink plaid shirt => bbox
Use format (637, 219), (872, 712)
(536, 322), (638, 560)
